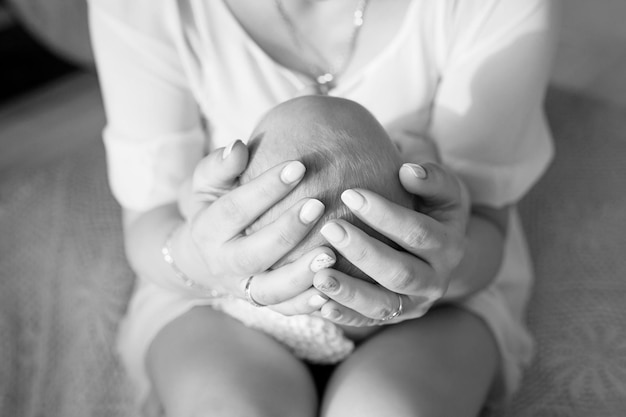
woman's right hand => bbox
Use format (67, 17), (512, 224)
(174, 140), (336, 313)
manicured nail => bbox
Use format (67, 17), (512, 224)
(321, 222), (347, 244)
(310, 253), (336, 273)
(280, 161), (306, 184)
(341, 189), (365, 211)
(323, 308), (341, 320)
(222, 139), (241, 160)
(317, 276), (339, 293)
(402, 163), (427, 179)
(299, 199), (325, 224)
(308, 294), (329, 308)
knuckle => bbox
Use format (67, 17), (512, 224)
(401, 223), (431, 249)
(374, 305), (394, 321)
(336, 311), (360, 327)
(350, 244), (370, 266)
(387, 267), (415, 293)
(344, 317), (362, 327)
(336, 283), (357, 304)
(357, 316), (379, 327)
(274, 228), (299, 250)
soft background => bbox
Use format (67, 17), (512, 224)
(1, 0), (625, 416)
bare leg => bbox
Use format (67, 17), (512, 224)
(147, 306), (318, 417)
(321, 306), (499, 417)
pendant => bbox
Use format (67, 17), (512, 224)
(315, 73), (336, 95)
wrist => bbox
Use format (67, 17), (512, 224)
(165, 222), (227, 297)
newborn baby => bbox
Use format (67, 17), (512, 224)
(209, 95), (424, 363)
(241, 95), (417, 279)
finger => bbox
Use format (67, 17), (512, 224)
(318, 300), (379, 327)
(223, 198), (326, 274)
(340, 187), (465, 275)
(192, 139), (249, 200)
(340, 188), (448, 256)
(320, 220), (442, 296)
(399, 162), (469, 227)
(240, 246), (336, 306)
(194, 160), (306, 241)
(313, 268), (408, 322)
(268, 287), (330, 316)
(319, 296), (430, 327)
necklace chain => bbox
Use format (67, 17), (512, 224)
(275, 0), (369, 94)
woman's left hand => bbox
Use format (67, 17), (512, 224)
(312, 161), (470, 326)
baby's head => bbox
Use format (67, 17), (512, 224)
(241, 96), (415, 280)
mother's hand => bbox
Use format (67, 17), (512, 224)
(174, 140), (336, 311)
(312, 162), (470, 326)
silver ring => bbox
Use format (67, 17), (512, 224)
(380, 294), (403, 322)
(244, 275), (266, 307)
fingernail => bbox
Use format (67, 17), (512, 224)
(321, 223), (347, 245)
(323, 308), (341, 320)
(341, 189), (365, 211)
(308, 294), (328, 308)
(222, 139), (240, 160)
(402, 163), (427, 179)
(317, 276), (339, 293)
(310, 253), (336, 272)
(280, 161), (306, 184)
(299, 199), (325, 224)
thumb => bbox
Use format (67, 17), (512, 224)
(192, 139), (249, 199)
(399, 162), (470, 226)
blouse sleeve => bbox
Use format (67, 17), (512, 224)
(430, 0), (559, 207)
(88, 0), (204, 212)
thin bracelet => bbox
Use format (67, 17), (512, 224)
(162, 225), (226, 299)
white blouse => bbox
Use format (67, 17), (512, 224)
(89, 0), (555, 213)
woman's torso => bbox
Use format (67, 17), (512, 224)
(175, 0), (439, 150)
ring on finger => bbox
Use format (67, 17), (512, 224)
(245, 275), (266, 307)
(380, 293), (403, 322)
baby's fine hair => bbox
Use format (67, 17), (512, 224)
(241, 95), (415, 280)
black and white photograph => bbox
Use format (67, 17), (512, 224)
(1, 1), (625, 416)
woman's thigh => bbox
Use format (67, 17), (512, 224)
(321, 306), (499, 417)
(146, 306), (318, 417)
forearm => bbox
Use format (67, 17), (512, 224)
(442, 207), (508, 301)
